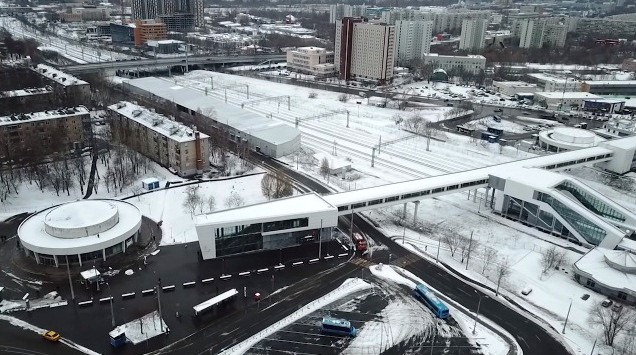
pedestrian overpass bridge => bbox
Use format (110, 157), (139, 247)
(195, 136), (636, 259)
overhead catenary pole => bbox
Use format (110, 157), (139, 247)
(465, 231), (473, 270)
(318, 219), (323, 258)
(562, 299), (572, 334)
(66, 255), (75, 301)
(157, 278), (164, 332)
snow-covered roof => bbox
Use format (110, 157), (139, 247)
(600, 135), (636, 150)
(193, 288), (239, 314)
(142, 178), (159, 184)
(574, 248), (636, 294)
(0, 87), (52, 98)
(527, 73), (576, 84)
(80, 268), (100, 280)
(18, 200), (142, 255)
(534, 92), (601, 100)
(0, 107), (89, 127)
(604, 250), (636, 273)
(34, 64), (88, 87)
(196, 193), (336, 227)
(125, 77), (299, 146)
(108, 101), (209, 143)
(539, 127), (605, 148)
(585, 80), (636, 86)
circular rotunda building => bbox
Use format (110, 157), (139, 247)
(18, 200), (142, 266)
(538, 127), (605, 152)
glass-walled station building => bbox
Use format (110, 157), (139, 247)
(490, 168), (636, 249)
(195, 193), (338, 259)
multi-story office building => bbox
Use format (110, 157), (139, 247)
(394, 20), (433, 65)
(286, 47), (335, 77)
(422, 53), (486, 74)
(59, 6), (110, 21)
(543, 23), (567, 48)
(132, 0), (203, 30)
(335, 18), (395, 83)
(108, 101), (210, 177)
(459, 18), (487, 50)
(0, 107), (89, 160)
(110, 22), (135, 44)
(133, 19), (167, 46)
(329, 4), (367, 23)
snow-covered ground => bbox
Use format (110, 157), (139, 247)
(110, 310), (168, 345)
(466, 116), (527, 134)
(130, 173), (270, 246)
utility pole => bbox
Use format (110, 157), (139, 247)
(157, 278), (164, 332)
(318, 219), (323, 258)
(465, 231), (473, 270)
(106, 283), (115, 328)
(436, 239), (441, 263)
(350, 208), (354, 240)
(65, 255), (74, 301)
(473, 291), (488, 335)
(562, 299), (572, 334)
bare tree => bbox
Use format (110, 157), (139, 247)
(225, 191), (245, 208)
(589, 305), (636, 346)
(540, 245), (568, 275)
(183, 186), (202, 216)
(338, 93), (348, 102)
(617, 326), (636, 355)
(495, 257), (511, 295)
(442, 227), (461, 257)
(308, 91), (317, 99)
(459, 234), (479, 263)
(206, 195), (216, 212)
(481, 247), (499, 274)
(261, 172), (293, 200)
(130, 185), (143, 200)
(319, 157), (330, 179)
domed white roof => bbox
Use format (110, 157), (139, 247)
(604, 250), (636, 274)
(433, 68), (447, 75)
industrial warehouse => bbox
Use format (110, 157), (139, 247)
(122, 76), (301, 158)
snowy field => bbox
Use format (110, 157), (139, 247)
(130, 173), (270, 246)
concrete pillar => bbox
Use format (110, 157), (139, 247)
(78, 254), (82, 267)
(24, 248), (29, 257)
(53, 255), (59, 268)
(102, 249), (107, 261)
(490, 187), (496, 208)
(34, 252), (40, 265)
(413, 201), (420, 224)
(403, 203), (407, 219)
(473, 189), (477, 202)
(484, 187), (490, 207)
(122, 240), (126, 253)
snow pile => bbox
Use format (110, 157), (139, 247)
(219, 278), (371, 355)
(0, 291), (67, 313)
(110, 310), (168, 345)
(368, 263), (416, 289)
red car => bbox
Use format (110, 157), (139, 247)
(352, 233), (368, 252)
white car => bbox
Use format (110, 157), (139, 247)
(521, 287), (533, 296)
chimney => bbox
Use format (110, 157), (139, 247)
(194, 129), (203, 174)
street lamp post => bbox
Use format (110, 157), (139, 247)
(105, 282), (115, 328)
(562, 299), (572, 334)
(473, 291), (488, 335)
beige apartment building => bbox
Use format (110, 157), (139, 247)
(335, 18), (395, 83)
(108, 101), (210, 177)
(286, 47), (335, 77)
(0, 107), (89, 161)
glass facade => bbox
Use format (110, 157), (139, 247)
(502, 196), (572, 240)
(555, 181), (625, 222)
(214, 223), (263, 257)
(535, 191), (606, 245)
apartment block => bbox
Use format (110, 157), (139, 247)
(0, 107), (89, 160)
(133, 19), (167, 46)
(108, 101), (210, 177)
(519, 18), (545, 48)
(32, 64), (91, 100)
(380, 9), (491, 33)
(132, 0), (203, 30)
(329, 4), (367, 23)
(422, 54), (486, 74)
(394, 20), (433, 65)
(335, 18), (395, 83)
(286, 47), (335, 77)
(459, 18), (488, 50)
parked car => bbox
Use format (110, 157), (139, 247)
(581, 294), (590, 300)
(43, 330), (61, 342)
(521, 287), (533, 296)
(602, 299), (613, 307)
(494, 108), (503, 113)
(612, 303), (623, 312)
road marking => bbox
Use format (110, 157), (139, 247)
(162, 285), (175, 292)
(77, 300), (93, 307)
(201, 277), (214, 284)
(121, 292), (135, 299)
(256, 268), (269, 273)
(220, 275), (232, 280)
(183, 281), (196, 288)
(274, 264), (285, 270)
(323, 255), (334, 260)
(141, 288), (155, 296)
(221, 327), (239, 336)
(238, 271), (251, 277)
(292, 261), (303, 266)
(99, 297), (113, 303)
(309, 258), (319, 264)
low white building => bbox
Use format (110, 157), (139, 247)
(493, 81), (538, 96)
(538, 127), (605, 152)
(527, 73), (583, 92)
(286, 47), (335, 77)
(534, 91), (602, 110)
(18, 200), (142, 266)
(597, 136), (636, 174)
(422, 53), (486, 75)
(573, 248), (636, 304)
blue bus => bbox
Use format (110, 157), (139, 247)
(414, 284), (450, 319)
(321, 317), (358, 337)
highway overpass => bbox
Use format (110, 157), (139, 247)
(60, 54), (287, 74)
